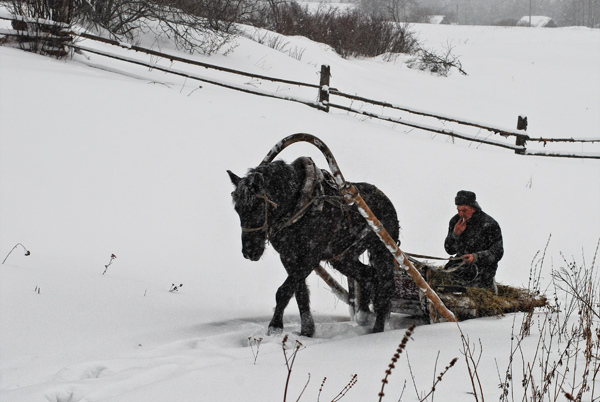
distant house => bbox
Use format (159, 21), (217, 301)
(424, 15), (451, 25)
(517, 16), (558, 28)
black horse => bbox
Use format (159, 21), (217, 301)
(228, 157), (399, 336)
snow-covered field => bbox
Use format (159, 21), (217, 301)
(1, 17), (599, 402)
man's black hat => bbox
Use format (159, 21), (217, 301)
(455, 190), (481, 210)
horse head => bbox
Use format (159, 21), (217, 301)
(228, 166), (279, 261)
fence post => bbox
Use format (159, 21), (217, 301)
(319, 64), (330, 112)
(515, 115), (528, 154)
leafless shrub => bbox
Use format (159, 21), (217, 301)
(75, 1), (236, 54)
(8, 0), (240, 55)
(249, 3), (419, 59)
(408, 42), (467, 76)
(496, 239), (600, 402)
(7, 0), (74, 23)
(6, 0), (74, 57)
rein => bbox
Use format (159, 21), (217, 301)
(405, 252), (461, 261)
(404, 253), (467, 273)
(241, 194), (278, 239)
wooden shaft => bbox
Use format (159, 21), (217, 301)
(314, 265), (349, 304)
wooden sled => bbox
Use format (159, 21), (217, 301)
(315, 263), (548, 323)
(391, 266), (548, 322)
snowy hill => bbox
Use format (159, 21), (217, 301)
(1, 20), (599, 402)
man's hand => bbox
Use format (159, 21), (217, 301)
(462, 254), (475, 264)
(453, 218), (467, 236)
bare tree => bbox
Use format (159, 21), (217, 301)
(384, 0), (418, 23)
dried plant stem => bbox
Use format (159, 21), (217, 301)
(282, 335), (304, 402)
(331, 374), (357, 402)
(458, 325), (485, 402)
(498, 240), (599, 402)
(2, 243), (31, 264)
(248, 337), (263, 365)
(295, 373), (310, 402)
(378, 323), (416, 402)
(418, 357), (458, 402)
(102, 253), (117, 275)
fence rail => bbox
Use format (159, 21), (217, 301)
(73, 31), (321, 90)
(68, 43), (322, 109)
(1, 15), (599, 159)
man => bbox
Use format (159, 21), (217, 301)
(443, 190), (504, 292)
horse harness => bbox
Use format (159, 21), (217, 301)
(240, 193), (278, 239)
(240, 157), (346, 241)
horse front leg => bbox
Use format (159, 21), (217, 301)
(268, 276), (295, 336)
(268, 257), (315, 337)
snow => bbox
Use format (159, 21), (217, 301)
(1, 18), (599, 402)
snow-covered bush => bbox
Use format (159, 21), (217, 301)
(248, 3), (419, 59)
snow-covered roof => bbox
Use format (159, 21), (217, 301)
(517, 16), (557, 27)
(425, 15), (449, 24)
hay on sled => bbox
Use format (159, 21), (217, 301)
(392, 266), (548, 322)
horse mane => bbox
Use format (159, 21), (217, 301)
(232, 160), (301, 207)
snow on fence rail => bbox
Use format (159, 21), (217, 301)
(1, 16), (598, 159)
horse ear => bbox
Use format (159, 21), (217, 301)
(227, 170), (241, 187)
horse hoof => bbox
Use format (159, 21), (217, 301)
(300, 327), (315, 337)
(267, 326), (283, 336)
(355, 311), (371, 326)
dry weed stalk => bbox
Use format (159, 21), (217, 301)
(2, 243), (31, 264)
(330, 374), (357, 402)
(521, 235), (551, 337)
(248, 336), (263, 365)
(169, 283), (184, 292)
(279, 334), (357, 402)
(102, 253), (117, 275)
(458, 325), (485, 402)
(419, 355), (458, 402)
(281, 335), (307, 402)
(497, 239), (600, 402)
(407, 350), (458, 402)
(378, 323), (416, 401)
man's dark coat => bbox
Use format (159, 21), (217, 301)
(444, 210), (504, 288)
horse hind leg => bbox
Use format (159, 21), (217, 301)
(368, 243), (396, 333)
(330, 256), (375, 326)
(295, 280), (315, 337)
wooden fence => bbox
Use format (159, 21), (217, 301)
(0, 15), (70, 57)
(1, 16), (599, 159)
